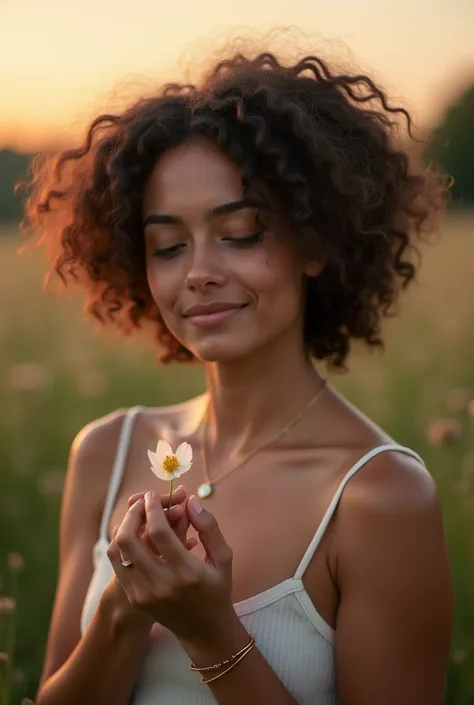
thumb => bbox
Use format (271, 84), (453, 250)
(187, 496), (233, 569)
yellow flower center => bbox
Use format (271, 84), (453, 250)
(162, 454), (180, 476)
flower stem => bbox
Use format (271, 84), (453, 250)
(168, 478), (173, 510)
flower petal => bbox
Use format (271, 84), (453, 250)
(174, 462), (192, 477)
(147, 451), (161, 478)
(155, 439), (173, 462)
(151, 465), (171, 481)
(147, 449), (157, 465)
(176, 442), (193, 465)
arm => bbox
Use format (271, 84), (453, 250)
(334, 452), (453, 705)
(36, 411), (153, 705)
(37, 590), (153, 705)
(181, 618), (299, 705)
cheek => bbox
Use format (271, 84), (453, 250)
(246, 248), (303, 308)
(146, 262), (178, 316)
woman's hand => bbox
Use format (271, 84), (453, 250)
(106, 491), (236, 644)
(102, 485), (197, 627)
(127, 484), (198, 553)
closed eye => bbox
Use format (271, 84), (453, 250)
(151, 232), (263, 259)
(223, 231), (263, 246)
(151, 243), (186, 259)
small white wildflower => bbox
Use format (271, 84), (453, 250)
(147, 440), (193, 508)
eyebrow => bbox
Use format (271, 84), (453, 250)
(143, 198), (269, 228)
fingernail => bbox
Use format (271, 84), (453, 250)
(174, 485), (185, 494)
(145, 491), (152, 504)
(189, 495), (203, 514)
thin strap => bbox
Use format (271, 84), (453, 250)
(99, 406), (144, 543)
(293, 444), (425, 580)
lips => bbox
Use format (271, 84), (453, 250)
(183, 302), (247, 328)
(183, 302), (246, 317)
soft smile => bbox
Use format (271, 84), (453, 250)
(183, 302), (248, 328)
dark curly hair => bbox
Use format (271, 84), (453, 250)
(21, 48), (449, 368)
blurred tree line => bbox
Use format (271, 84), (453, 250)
(0, 148), (33, 222)
(0, 80), (473, 222)
(424, 83), (474, 205)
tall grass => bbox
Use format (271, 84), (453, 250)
(0, 214), (473, 703)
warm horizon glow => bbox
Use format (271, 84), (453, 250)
(1, 0), (473, 152)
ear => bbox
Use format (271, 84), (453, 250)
(303, 260), (325, 278)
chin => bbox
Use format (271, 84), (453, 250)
(189, 335), (259, 363)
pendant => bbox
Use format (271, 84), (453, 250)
(197, 482), (214, 499)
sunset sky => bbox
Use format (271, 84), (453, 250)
(1, 0), (473, 151)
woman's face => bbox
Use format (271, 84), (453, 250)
(142, 138), (317, 362)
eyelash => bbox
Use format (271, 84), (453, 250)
(151, 231), (263, 260)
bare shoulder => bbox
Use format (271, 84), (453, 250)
(68, 408), (132, 509)
(335, 446), (450, 593)
(320, 388), (439, 516)
(72, 407), (129, 463)
(338, 447), (438, 521)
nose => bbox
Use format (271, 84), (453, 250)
(185, 242), (226, 292)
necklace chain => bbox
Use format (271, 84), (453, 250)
(198, 379), (327, 499)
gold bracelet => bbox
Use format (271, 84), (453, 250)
(199, 637), (256, 685)
(190, 634), (256, 673)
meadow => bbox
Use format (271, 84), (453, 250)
(0, 213), (473, 704)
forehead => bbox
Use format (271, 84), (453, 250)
(142, 139), (245, 215)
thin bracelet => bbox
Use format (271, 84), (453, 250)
(199, 638), (256, 685)
(190, 634), (256, 672)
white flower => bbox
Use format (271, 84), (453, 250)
(147, 440), (193, 481)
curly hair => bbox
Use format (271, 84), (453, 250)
(22, 49), (449, 368)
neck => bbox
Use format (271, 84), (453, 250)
(203, 332), (324, 454)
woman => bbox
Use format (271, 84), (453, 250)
(25, 47), (453, 705)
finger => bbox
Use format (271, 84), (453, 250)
(128, 485), (187, 509)
(108, 535), (164, 586)
(115, 498), (147, 559)
(131, 488), (187, 536)
(137, 504), (183, 545)
(144, 492), (190, 566)
(166, 503), (185, 525)
(141, 505), (183, 547)
(139, 504), (187, 557)
(111, 523), (120, 540)
(174, 504), (192, 545)
(185, 537), (198, 551)
(187, 496), (233, 570)
(111, 499), (168, 579)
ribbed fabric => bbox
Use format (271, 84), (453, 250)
(81, 406), (424, 704)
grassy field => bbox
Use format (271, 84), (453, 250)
(1, 214), (474, 703)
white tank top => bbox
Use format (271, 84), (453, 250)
(80, 406), (424, 704)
